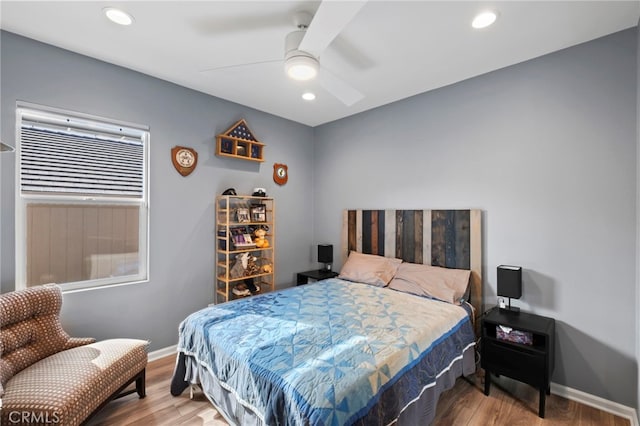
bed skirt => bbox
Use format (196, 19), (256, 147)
(171, 344), (476, 426)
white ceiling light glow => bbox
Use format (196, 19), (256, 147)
(472, 11), (498, 29)
(104, 7), (134, 26)
(284, 55), (319, 81)
(302, 92), (316, 101)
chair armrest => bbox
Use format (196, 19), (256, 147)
(64, 337), (97, 350)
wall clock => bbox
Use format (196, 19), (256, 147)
(273, 163), (288, 185)
(171, 146), (198, 177)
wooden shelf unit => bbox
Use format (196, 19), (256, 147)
(215, 119), (265, 162)
(215, 195), (274, 303)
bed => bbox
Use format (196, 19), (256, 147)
(171, 209), (482, 425)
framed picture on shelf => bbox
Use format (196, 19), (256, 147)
(230, 227), (255, 248)
(236, 208), (250, 223)
(250, 204), (267, 222)
(221, 138), (233, 154)
(251, 145), (261, 159)
(233, 233), (253, 245)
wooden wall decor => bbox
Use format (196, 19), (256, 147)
(273, 163), (288, 185)
(342, 209), (483, 327)
(171, 146), (198, 176)
(216, 119), (265, 162)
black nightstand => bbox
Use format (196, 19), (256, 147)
(296, 269), (339, 285)
(481, 308), (555, 418)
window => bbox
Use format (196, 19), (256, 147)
(16, 104), (149, 291)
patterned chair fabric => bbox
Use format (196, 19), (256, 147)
(0, 284), (148, 425)
(0, 284), (95, 395)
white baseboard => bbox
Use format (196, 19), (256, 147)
(147, 345), (638, 424)
(148, 344), (177, 362)
(551, 382), (639, 426)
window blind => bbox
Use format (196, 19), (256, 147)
(20, 126), (144, 198)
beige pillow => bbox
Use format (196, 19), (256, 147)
(339, 251), (402, 287)
(388, 263), (471, 304)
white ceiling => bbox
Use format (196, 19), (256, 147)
(1, 1), (638, 127)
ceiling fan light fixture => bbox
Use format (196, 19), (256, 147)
(103, 7), (135, 26)
(285, 55), (319, 81)
(472, 11), (498, 29)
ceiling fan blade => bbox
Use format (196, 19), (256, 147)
(329, 35), (375, 71)
(318, 68), (364, 107)
(298, 0), (367, 58)
(200, 58), (280, 73)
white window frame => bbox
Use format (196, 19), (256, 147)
(15, 102), (150, 292)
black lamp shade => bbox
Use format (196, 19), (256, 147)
(318, 244), (333, 263)
(497, 265), (522, 299)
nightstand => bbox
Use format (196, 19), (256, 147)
(296, 269), (339, 285)
(481, 308), (555, 418)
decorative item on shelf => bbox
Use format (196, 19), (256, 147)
(244, 278), (260, 294)
(216, 119), (265, 162)
(497, 265), (522, 313)
(235, 208), (250, 223)
(252, 188), (267, 197)
(230, 253), (247, 279)
(250, 204), (267, 223)
(217, 228), (228, 250)
(171, 146), (198, 176)
(318, 244), (333, 271)
(222, 188), (237, 195)
(256, 257), (273, 273)
(230, 227), (255, 248)
(245, 256), (260, 276)
(232, 282), (252, 297)
(496, 325), (533, 345)
(254, 228), (270, 248)
(273, 163), (288, 185)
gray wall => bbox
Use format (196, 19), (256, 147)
(314, 29), (637, 407)
(0, 31), (315, 351)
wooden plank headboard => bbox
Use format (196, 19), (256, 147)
(342, 209), (483, 322)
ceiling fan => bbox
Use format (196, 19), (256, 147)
(202, 1), (368, 106)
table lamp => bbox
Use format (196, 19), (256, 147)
(497, 265), (522, 313)
(318, 244), (333, 272)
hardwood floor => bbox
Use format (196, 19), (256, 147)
(89, 355), (630, 425)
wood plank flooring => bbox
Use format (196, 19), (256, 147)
(88, 355), (630, 426)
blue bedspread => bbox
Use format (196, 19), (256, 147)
(177, 279), (475, 425)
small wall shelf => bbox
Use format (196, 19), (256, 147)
(216, 119), (265, 162)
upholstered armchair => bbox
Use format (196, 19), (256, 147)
(0, 284), (148, 425)
(0, 284), (96, 395)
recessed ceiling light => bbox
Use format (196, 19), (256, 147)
(472, 11), (498, 29)
(302, 92), (316, 101)
(103, 7), (134, 26)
